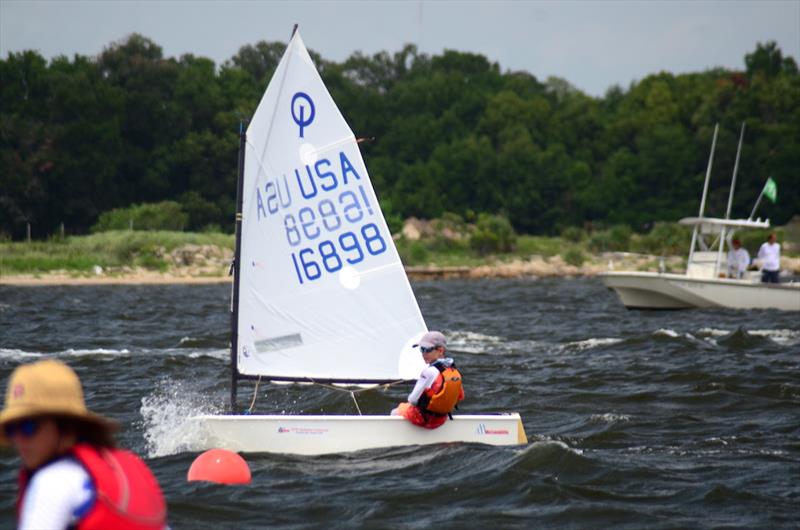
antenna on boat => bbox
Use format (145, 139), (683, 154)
(688, 123), (718, 269)
(230, 118), (248, 412)
(715, 122), (746, 275)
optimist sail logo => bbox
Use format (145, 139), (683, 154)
(291, 92), (315, 138)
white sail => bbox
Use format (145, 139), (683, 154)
(237, 30), (427, 381)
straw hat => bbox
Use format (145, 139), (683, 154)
(0, 359), (117, 444)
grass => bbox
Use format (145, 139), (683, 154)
(2, 225), (795, 276)
(0, 230), (233, 275)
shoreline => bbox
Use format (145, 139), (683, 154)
(0, 254), (674, 286)
(3, 254), (798, 286)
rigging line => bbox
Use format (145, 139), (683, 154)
(248, 376), (262, 413)
(350, 391), (362, 416)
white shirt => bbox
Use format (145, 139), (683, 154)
(727, 247), (750, 278)
(757, 241), (781, 271)
(19, 456), (94, 530)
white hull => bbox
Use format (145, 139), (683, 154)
(190, 413), (527, 455)
(599, 272), (800, 311)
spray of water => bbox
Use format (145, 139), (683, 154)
(140, 378), (223, 458)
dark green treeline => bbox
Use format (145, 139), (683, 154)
(1, 36), (798, 240)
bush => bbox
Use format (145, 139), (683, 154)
(469, 213), (517, 256)
(562, 247), (586, 266)
(588, 224), (632, 252)
(379, 199), (404, 234)
(561, 226), (586, 243)
(179, 191), (223, 231)
(397, 239), (429, 265)
(633, 222), (692, 255)
(92, 202), (189, 232)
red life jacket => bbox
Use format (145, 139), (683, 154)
(18, 443), (167, 530)
(418, 363), (464, 416)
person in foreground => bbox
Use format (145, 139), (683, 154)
(392, 331), (464, 429)
(1, 358), (168, 530)
(757, 232), (781, 283)
(726, 238), (750, 279)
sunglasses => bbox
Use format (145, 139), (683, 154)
(3, 418), (40, 439)
(419, 346), (438, 354)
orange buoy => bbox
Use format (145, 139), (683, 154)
(187, 449), (252, 485)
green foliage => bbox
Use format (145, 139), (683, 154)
(92, 202), (189, 232)
(514, 235), (562, 257)
(379, 198), (403, 234)
(561, 226), (586, 243)
(1, 37), (799, 241)
(179, 191), (224, 232)
(562, 247), (586, 266)
(588, 225), (633, 252)
(632, 223), (693, 255)
(396, 239), (430, 265)
(0, 230), (232, 273)
(469, 213), (517, 256)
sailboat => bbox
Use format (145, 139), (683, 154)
(600, 124), (800, 311)
(190, 28), (527, 455)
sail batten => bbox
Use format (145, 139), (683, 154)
(236, 30), (427, 382)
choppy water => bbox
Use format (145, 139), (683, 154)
(1, 279), (798, 528)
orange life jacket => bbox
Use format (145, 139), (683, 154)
(18, 443), (167, 530)
(418, 363), (464, 416)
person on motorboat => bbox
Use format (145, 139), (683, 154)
(757, 233), (781, 283)
(1, 359), (168, 530)
(727, 238), (750, 279)
(392, 331), (464, 429)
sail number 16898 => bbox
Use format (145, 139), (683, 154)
(290, 223), (387, 284)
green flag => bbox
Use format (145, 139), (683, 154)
(763, 177), (777, 203)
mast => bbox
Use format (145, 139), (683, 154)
(715, 122), (745, 276)
(688, 124), (718, 270)
(230, 119), (247, 412)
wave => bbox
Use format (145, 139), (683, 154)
(0, 348), (42, 359)
(63, 347), (132, 356)
(560, 338), (624, 353)
(697, 327), (799, 346)
(589, 412), (631, 423)
(0, 346), (227, 362)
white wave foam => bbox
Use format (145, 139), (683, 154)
(696, 328), (730, 337)
(654, 329), (680, 338)
(748, 329), (800, 346)
(564, 338), (623, 352)
(0, 348), (131, 360)
(140, 379), (224, 458)
(697, 328), (799, 346)
(589, 412), (631, 423)
(187, 348), (228, 360)
(516, 437), (584, 456)
(63, 348), (131, 357)
(0, 348), (43, 359)
(446, 330), (507, 354)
